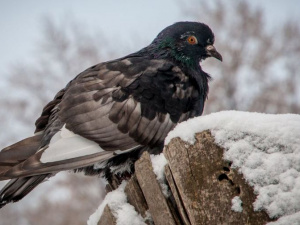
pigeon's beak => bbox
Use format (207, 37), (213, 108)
(205, 45), (222, 61)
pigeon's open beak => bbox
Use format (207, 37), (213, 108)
(205, 45), (222, 61)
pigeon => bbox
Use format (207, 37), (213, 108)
(0, 21), (222, 207)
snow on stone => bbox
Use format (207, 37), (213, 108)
(87, 181), (146, 225)
(231, 196), (243, 212)
(166, 111), (300, 223)
(267, 211), (300, 225)
(150, 153), (170, 197)
(150, 153), (168, 181)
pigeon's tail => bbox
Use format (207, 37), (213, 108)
(0, 134), (45, 208)
(0, 134), (43, 175)
(0, 174), (49, 208)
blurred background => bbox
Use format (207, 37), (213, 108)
(0, 0), (299, 224)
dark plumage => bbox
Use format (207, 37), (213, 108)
(0, 21), (222, 207)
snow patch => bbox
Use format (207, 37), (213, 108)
(166, 111), (300, 223)
(267, 211), (300, 225)
(87, 181), (146, 225)
(231, 196), (243, 212)
(150, 153), (170, 197)
(150, 153), (168, 181)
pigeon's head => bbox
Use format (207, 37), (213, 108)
(151, 22), (222, 67)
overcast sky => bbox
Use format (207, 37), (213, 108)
(0, 0), (299, 77)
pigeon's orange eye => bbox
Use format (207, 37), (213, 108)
(187, 36), (198, 45)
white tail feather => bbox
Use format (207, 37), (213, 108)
(40, 125), (104, 163)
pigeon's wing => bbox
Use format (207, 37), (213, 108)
(1, 57), (198, 180)
(59, 57), (201, 148)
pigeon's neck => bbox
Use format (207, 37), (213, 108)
(137, 38), (198, 69)
(189, 66), (210, 102)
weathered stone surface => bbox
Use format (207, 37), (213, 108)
(97, 205), (116, 225)
(135, 152), (177, 225)
(124, 175), (148, 218)
(164, 130), (271, 225)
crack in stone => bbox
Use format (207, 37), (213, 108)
(185, 146), (197, 183)
(166, 168), (191, 225)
